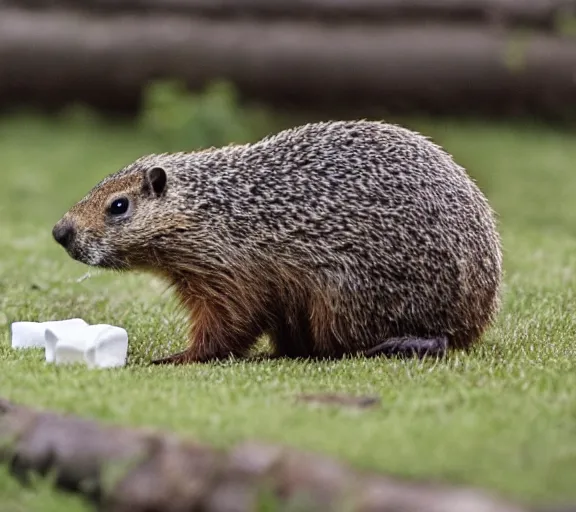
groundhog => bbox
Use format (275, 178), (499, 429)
(52, 120), (502, 365)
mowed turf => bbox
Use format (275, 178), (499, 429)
(1, 113), (576, 511)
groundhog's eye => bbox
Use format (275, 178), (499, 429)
(109, 197), (130, 216)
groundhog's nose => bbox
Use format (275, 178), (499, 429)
(52, 220), (76, 249)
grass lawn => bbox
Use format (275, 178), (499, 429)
(1, 111), (576, 511)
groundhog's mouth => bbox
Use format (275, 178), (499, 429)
(63, 241), (130, 271)
(62, 243), (96, 267)
(82, 252), (131, 271)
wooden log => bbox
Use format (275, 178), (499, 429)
(1, 0), (576, 29)
(0, 8), (575, 119)
(0, 397), (531, 512)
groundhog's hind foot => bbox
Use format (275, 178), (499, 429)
(364, 335), (448, 359)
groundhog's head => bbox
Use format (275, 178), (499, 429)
(52, 155), (180, 271)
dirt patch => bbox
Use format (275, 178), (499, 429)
(296, 392), (381, 410)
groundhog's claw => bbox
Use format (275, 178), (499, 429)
(150, 350), (193, 365)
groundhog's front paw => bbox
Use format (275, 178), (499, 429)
(150, 350), (194, 365)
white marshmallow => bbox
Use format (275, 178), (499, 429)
(44, 328), (61, 363)
(84, 324), (128, 369)
(52, 332), (90, 366)
(46, 323), (128, 368)
(11, 318), (88, 349)
(44, 323), (87, 364)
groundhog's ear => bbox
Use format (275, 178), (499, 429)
(143, 166), (167, 198)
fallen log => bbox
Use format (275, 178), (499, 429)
(0, 397), (533, 512)
(0, 8), (575, 120)
(1, 0), (576, 30)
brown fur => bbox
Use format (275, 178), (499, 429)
(52, 120), (503, 364)
(69, 175), (140, 231)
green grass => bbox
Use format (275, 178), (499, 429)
(2, 111), (576, 511)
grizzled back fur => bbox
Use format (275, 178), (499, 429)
(54, 120), (503, 360)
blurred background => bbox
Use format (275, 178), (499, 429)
(0, 0), (575, 227)
(1, 0), (576, 128)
